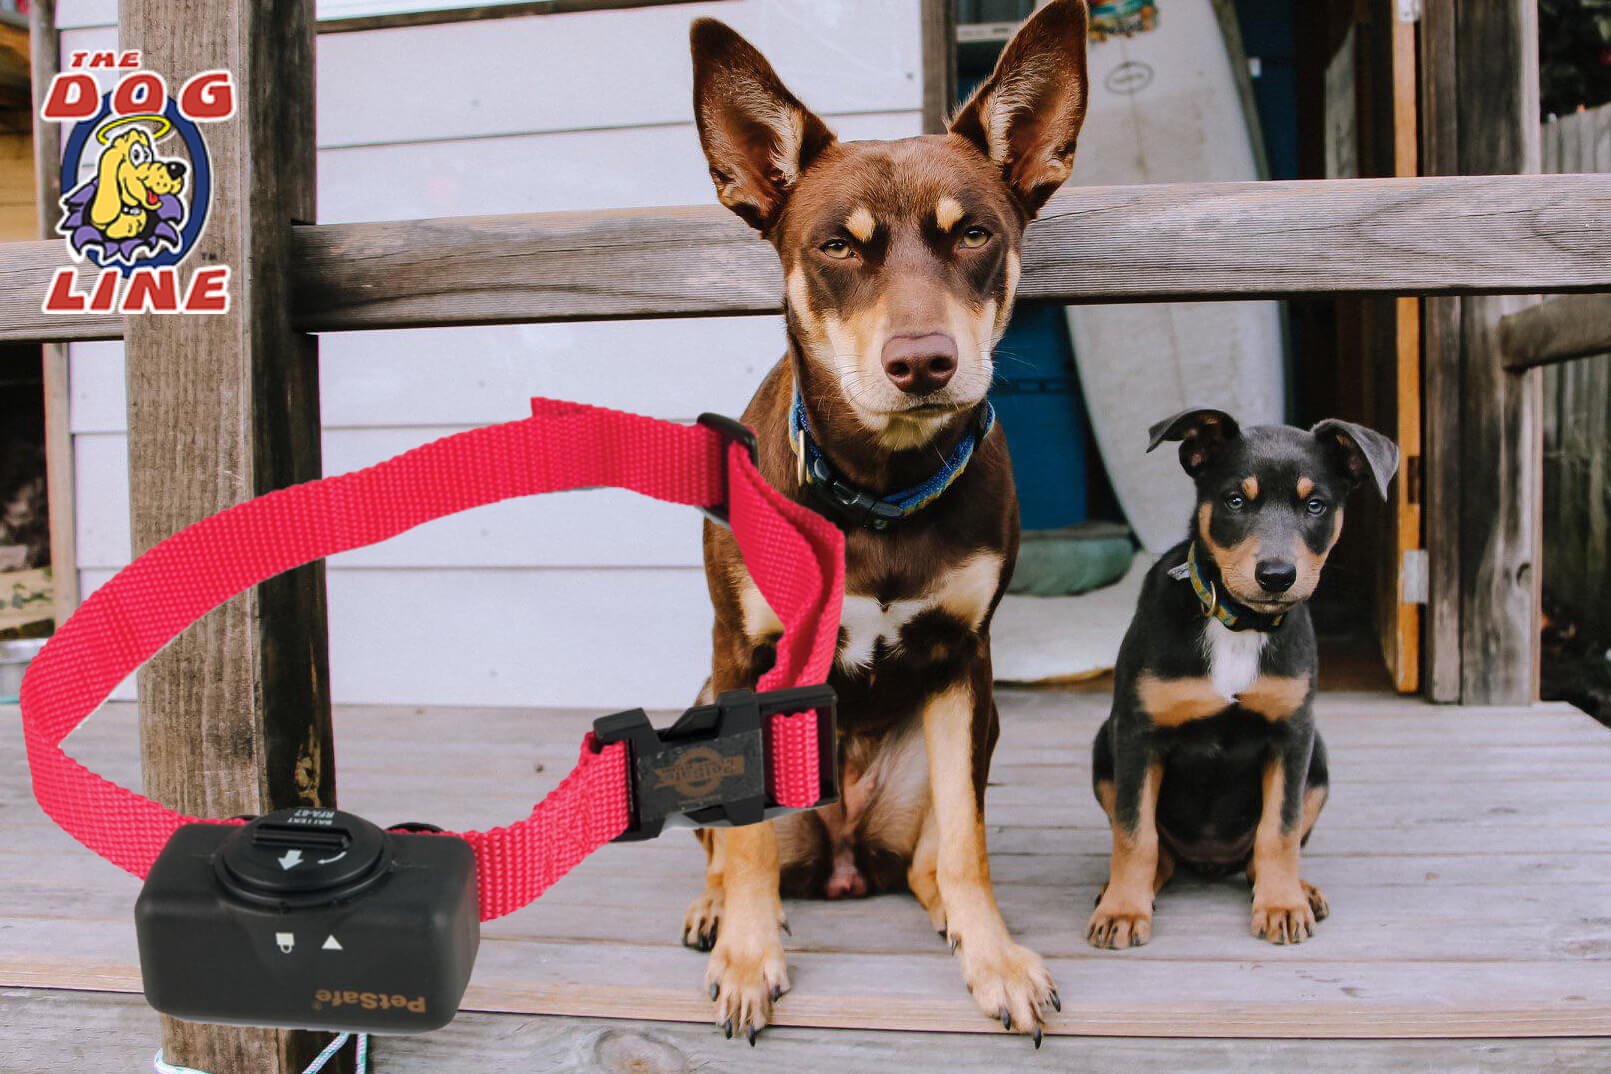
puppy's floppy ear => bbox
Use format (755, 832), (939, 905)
(690, 19), (837, 234)
(948, 0), (1090, 217)
(1147, 408), (1241, 477)
(1312, 419), (1400, 500)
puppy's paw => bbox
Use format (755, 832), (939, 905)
(1251, 885), (1318, 944)
(705, 931), (789, 1045)
(954, 934), (1058, 1044)
(682, 888), (723, 951)
(1086, 892), (1153, 950)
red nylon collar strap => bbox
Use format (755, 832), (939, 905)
(19, 398), (844, 922)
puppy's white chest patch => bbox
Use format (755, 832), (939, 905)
(1202, 620), (1268, 701)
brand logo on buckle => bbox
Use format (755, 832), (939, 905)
(652, 747), (747, 799)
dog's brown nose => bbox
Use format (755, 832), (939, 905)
(882, 333), (957, 395)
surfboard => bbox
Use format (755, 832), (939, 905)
(1065, 0), (1285, 554)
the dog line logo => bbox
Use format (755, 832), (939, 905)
(39, 50), (235, 315)
(653, 747), (747, 800)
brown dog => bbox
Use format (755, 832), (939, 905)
(684, 1), (1089, 1044)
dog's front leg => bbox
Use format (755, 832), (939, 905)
(703, 822), (788, 1042)
(925, 667), (1057, 1040)
(1248, 720), (1324, 944)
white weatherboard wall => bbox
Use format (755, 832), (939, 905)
(56, 1), (923, 707)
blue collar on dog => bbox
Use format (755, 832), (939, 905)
(787, 390), (995, 530)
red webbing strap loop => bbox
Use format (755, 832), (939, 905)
(19, 399), (843, 922)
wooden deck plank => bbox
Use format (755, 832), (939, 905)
(4, 687), (1611, 1040)
(10, 989), (1611, 1073)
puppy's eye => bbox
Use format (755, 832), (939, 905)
(129, 143), (150, 167)
(1224, 493), (1246, 511)
(820, 238), (855, 260)
(959, 226), (991, 249)
(1306, 498), (1329, 516)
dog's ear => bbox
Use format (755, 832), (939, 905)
(690, 19), (837, 234)
(1147, 408), (1241, 477)
(1311, 419), (1400, 500)
(948, 0), (1090, 217)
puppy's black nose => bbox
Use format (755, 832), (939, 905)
(165, 161), (186, 179)
(882, 333), (957, 395)
(1255, 560), (1298, 594)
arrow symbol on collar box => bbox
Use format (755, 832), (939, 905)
(322, 935), (343, 951)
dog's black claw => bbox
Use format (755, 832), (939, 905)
(770, 984), (782, 1003)
(1033, 1027), (1044, 1049)
(948, 935), (959, 954)
(1000, 1007), (1012, 1031)
(747, 1026), (758, 1046)
(1050, 989), (1062, 1013)
(723, 1018), (733, 1039)
(709, 981), (719, 1001)
(779, 918), (791, 936)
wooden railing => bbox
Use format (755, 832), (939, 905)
(3, 172), (1609, 344)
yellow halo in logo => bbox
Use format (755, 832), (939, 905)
(94, 113), (173, 145)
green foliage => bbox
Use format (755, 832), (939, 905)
(1541, 0), (1611, 116)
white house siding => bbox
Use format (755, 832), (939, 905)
(53, 0), (923, 706)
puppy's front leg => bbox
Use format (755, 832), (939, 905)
(703, 822), (788, 1042)
(926, 671), (1056, 1039)
(1249, 724), (1322, 944)
(1089, 745), (1162, 950)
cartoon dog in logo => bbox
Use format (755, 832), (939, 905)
(59, 115), (189, 264)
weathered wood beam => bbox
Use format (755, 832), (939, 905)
(1500, 293), (1611, 370)
(288, 173), (1611, 332)
(28, 0), (78, 621)
(1454, 0), (1543, 705)
(119, 0), (339, 1071)
(919, 0), (956, 135)
(4, 172), (1611, 344)
(1420, 0), (1463, 703)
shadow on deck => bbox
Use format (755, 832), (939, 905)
(4, 678), (1610, 1071)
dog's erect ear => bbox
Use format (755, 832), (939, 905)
(1311, 419), (1400, 500)
(690, 19), (837, 234)
(948, 0), (1090, 217)
(1147, 408), (1241, 477)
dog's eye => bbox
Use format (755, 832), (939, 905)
(129, 143), (150, 167)
(820, 238), (855, 260)
(1224, 493), (1246, 511)
(959, 226), (991, 249)
(1305, 497), (1329, 516)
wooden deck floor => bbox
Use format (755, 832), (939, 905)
(5, 683), (1611, 1070)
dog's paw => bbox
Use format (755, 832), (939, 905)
(704, 931), (789, 1045)
(683, 888), (723, 951)
(953, 934), (1058, 1044)
(1303, 879), (1330, 922)
(1251, 885), (1318, 944)
(1086, 893), (1153, 950)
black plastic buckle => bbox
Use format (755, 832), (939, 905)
(808, 459), (905, 531)
(593, 685), (838, 842)
(696, 413), (760, 529)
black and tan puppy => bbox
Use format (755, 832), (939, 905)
(1088, 409), (1398, 949)
(684, 1), (1090, 1044)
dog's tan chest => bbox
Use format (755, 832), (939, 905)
(1135, 671), (1312, 726)
(837, 550), (1002, 672)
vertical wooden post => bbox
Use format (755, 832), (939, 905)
(920, 0), (956, 135)
(1453, 0), (1543, 704)
(119, 1), (341, 1071)
(1418, 0), (1462, 701)
(27, 0), (79, 621)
